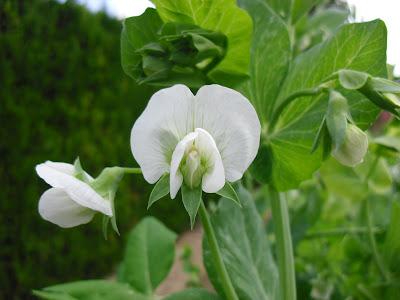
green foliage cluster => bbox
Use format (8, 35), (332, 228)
(0, 0), (187, 298)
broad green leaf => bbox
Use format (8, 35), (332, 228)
(121, 8), (163, 82)
(119, 217), (177, 294)
(181, 185), (202, 229)
(216, 182), (241, 207)
(249, 143), (273, 184)
(203, 186), (279, 300)
(269, 20), (387, 191)
(163, 288), (222, 300)
(238, 0), (291, 122)
(148, 174), (169, 209)
(266, 0), (292, 20)
(151, 0), (253, 87)
(33, 280), (147, 300)
(291, 0), (322, 24)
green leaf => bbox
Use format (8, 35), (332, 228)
(238, 0), (291, 122)
(338, 69), (369, 90)
(291, 0), (322, 24)
(121, 8), (163, 82)
(151, 0), (253, 87)
(203, 185), (279, 300)
(216, 182), (241, 207)
(163, 288), (222, 300)
(148, 174), (169, 209)
(249, 143), (273, 184)
(181, 185), (202, 229)
(266, 0), (292, 20)
(269, 20), (387, 191)
(33, 280), (147, 300)
(118, 217), (177, 294)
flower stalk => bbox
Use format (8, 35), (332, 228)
(198, 200), (239, 300)
(270, 187), (297, 300)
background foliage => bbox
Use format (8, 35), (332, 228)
(0, 0), (187, 298)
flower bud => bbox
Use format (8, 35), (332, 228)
(181, 148), (204, 189)
(332, 124), (368, 167)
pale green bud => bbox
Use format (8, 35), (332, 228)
(332, 124), (368, 167)
(181, 148), (205, 189)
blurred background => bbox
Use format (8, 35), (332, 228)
(0, 0), (398, 299)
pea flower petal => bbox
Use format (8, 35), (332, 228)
(36, 161), (112, 227)
(131, 84), (260, 197)
(39, 188), (96, 228)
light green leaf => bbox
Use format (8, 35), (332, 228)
(163, 288), (222, 300)
(151, 0), (253, 87)
(238, 0), (291, 122)
(118, 217), (177, 294)
(269, 20), (387, 191)
(148, 174), (169, 209)
(181, 185), (202, 229)
(216, 182), (241, 207)
(33, 280), (147, 300)
(203, 186), (279, 300)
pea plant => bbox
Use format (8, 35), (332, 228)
(34, 0), (400, 299)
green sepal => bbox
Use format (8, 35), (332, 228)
(216, 182), (241, 207)
(310, 116), (327, 154)
(181, 185), (202, 230)
(338, 69), (369, 90)
(102, 214), (110, 240)
(326, 90), (349, 151)
(148, 174), (170, 209)
(73, 157), (91, 183)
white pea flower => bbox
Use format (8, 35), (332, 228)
(130, 84), (261, 198)
(36, 161), (112, 228)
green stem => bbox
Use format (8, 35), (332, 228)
(270, 87), (327, 131)
(198, 201), (238, 300)
(270, 188), (296, 300)
(122, 167), (142, 174)
(305, 226), (383, 239)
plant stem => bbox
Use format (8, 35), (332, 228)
(198, 201), (238, 300)
(269, 87), (326, 131)
(270, 188), (296, 300)
(305, 226), (383, 239)
(122, 167), (142, 174)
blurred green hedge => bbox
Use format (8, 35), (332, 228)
(0, 0), (187, 298)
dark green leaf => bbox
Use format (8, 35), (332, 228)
(203, 186), (279, 300)
(148, 174), (169, 209)
(216, 182), (241, 207)
(181, 185), (202, 229)
(163, 288), (222, 300)
(238, 0), (291, 122)
(118, 217), (177, 294)
(269, 20), (387, 190)
(249, 143), (273, 184)
(152, 0), (253, 87)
